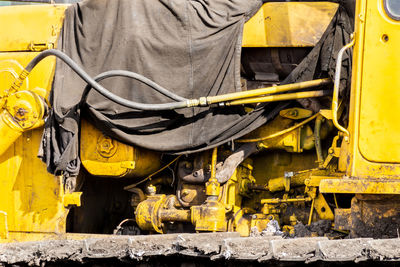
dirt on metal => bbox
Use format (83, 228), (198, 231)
(1, 233), (400, 266)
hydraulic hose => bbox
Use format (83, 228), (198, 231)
(9, 49), (332, 112)
(21, 49), (190, 111)
(84, 70), (187, 102)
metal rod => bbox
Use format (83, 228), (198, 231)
(205, 78), (331, 104)
(247, 183), (269, 191)
(332, 35), (354, 139)
(314, 115), (324, 166)
(225, 90), (331, 106)
(308, 198), (315, 225)
(236, 113), (319, 143)
(261, 197), (312, 204)
(333, 193), (339, 209)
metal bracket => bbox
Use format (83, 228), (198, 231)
(63, 192), (82, 207)
(29, 41), (54, 52)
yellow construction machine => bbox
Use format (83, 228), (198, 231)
(1, 0), (400, 264)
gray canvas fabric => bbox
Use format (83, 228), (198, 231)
(39, 0), (352, 178)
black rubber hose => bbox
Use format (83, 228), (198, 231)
(80, 70), (188, 106)
(85, 70), (187, 102)
(26, 49), (189, 110)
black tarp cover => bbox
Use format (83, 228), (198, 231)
(39, 0), (352, 177)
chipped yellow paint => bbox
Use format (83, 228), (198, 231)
(0, 5), (70, 241)
(357, 0), (400, 163)
(2, 0), (400, 244)
(343, 0), (400, 180)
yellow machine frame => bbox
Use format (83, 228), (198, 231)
(1, 0), (399, 242)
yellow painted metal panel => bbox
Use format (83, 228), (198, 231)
(0, 51), (68, 235)
(243, 2), (338, 47)
(344, 0), (400, 179)
(0, 4), (67, 52)
(319, 178), (400, 194)
(0, 130), (69, 234)
(358, 0), (400, 163)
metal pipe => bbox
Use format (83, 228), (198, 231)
(247, 183), (269, 191)
(261, 197), (312, 204)
(236, 113), (319, 143)
(314, 115), (324, 166)
(161, 209), (191, 222)
(205, 78), (331, 104)
(225, 90), (331, 106)
(210, 147), (218, 181)
(308, 198), (315, 225)
(205, 147), (220, 198)
(332, 35), (354, 139)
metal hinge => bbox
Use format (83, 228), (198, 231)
(29, 41), (54, 52)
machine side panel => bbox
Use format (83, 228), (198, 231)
(358, 0), (400, 163)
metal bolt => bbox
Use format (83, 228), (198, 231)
(147, 185), (156, 196)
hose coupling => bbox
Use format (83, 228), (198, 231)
(8, 69), (30, 96)
(186, 99), (200, 107)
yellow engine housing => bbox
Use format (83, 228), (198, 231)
(80, 119), (161, 178)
